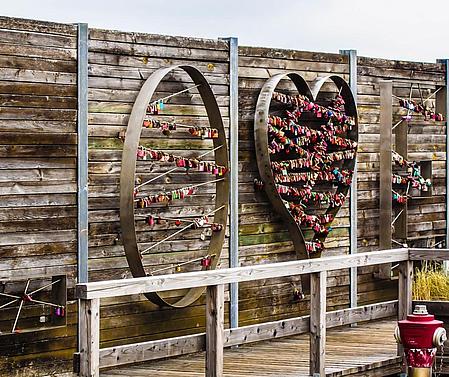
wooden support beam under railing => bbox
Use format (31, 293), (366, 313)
(206, 284), (224, 377)
(79, 298), (100, 377)
(310, 271), (327, 376)
(397, 260), (413, 356)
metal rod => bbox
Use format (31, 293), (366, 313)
(12, 279), (30, 333)
(141, 205), (225, 255)
(430, 239), (445, 248)
(0, 299), (18, 310)
(392, 209), (404, 225)
(12, 300), (24, 333)
(28, 298), (62, 308)
(144, 116), (216, 131)
(135, 214), (197, 222)
(340, 49), (358, 315)
(28, 279), (62, 297)
(440, 59), (449, 267)
(405, 181), (411, 196)
(393, 87), (442, 105)
(391, 119), (403, 131)
(227, 37), (240, 330)
(149, 253), (216, 275)
(77, 23), (89, 285)
(141, 223), (192, 255)
(379, 81), (393, 262)
(135, 144), (223, 191)
(423, 86), (442, 104)
(0, 292), (21, 300)
(134, 178), (224, 201)
(392, 239), (406, 247)
(77, 22), (89, 354)
(149, 84), (201, 106)
(136, 166), (178, 190)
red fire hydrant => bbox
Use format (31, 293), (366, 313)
(395, 305), (447, 377)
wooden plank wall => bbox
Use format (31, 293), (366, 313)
(0, 15), (447, 375)
(357, 57), (446, 249)
(0, 17), (78, 375)
(86, 28), (231, 349)
(237, 48), (356, 325)
(236, 47), (447, 327)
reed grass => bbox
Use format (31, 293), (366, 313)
(413, 262), (449, 301)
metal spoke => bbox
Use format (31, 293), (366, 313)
(23, 279), (31, 295)
(28, 279), (61, 296)
(134, 145), (223, 191)
(140, 205), (225, 255)
(134, 178), (224, 201)
(0, 299), (19, 310)
(141, 222), (193, 255)
(149, 253), (216, 275)
(28, 298), (61, 308)
(11, 300), (24, 333)
(149, 84), (201, 107)
(0, 292), (21, 300)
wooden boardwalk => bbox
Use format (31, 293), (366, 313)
(101, 319), (402, 377)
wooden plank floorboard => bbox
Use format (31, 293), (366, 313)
(100, 319), (401, 377)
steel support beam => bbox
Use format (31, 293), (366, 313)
(379, 81), (393, 279)
(77, 22), (89, 352)
(340, 49), (358, 310)
(221, 37), (239, 329)
(437, 59), (449, 271)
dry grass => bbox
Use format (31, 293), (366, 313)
(413, 262), (449, 301)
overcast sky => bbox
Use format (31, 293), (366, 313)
(2, 0), (448, 63)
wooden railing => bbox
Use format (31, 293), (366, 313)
(75, 248), (449, 377)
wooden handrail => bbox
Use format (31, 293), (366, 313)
(76, 247), (449, 377)
(77, 248), (408, 300)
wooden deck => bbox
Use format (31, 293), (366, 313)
(100, 319), (402, 377)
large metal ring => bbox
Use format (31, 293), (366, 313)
(120, 65), (229, 307)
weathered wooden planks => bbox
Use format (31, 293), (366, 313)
(0, 14), (447, 376)
(0, 16), (78, 373)
(87, 26), (232, 349)
(100, 319), (401, 377)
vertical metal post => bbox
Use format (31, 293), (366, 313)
(379, 81), (393, 278)
(340, 49), (358, 311)
(437, 59), (449, 271)
(77, 22), (89, 284)
(77, 22), (89, 351)
(220, 37), (239, 329)
(436, 59), (449, 271)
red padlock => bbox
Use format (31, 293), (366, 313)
(201, 256), (212, 268)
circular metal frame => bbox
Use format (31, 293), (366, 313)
(254, 73), (358, 259)
(120, 65), (229, 307)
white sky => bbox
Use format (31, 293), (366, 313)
(2, 0), (448, 63)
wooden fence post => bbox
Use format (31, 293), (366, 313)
(398, 260), (413, 355)
(79, 298), (100, 377)
(206, 284), (224, 377)
(310, 271), (327, 376)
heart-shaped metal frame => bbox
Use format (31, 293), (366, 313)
(254, 72), (358, 259)
(120, 65), (229, 307)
